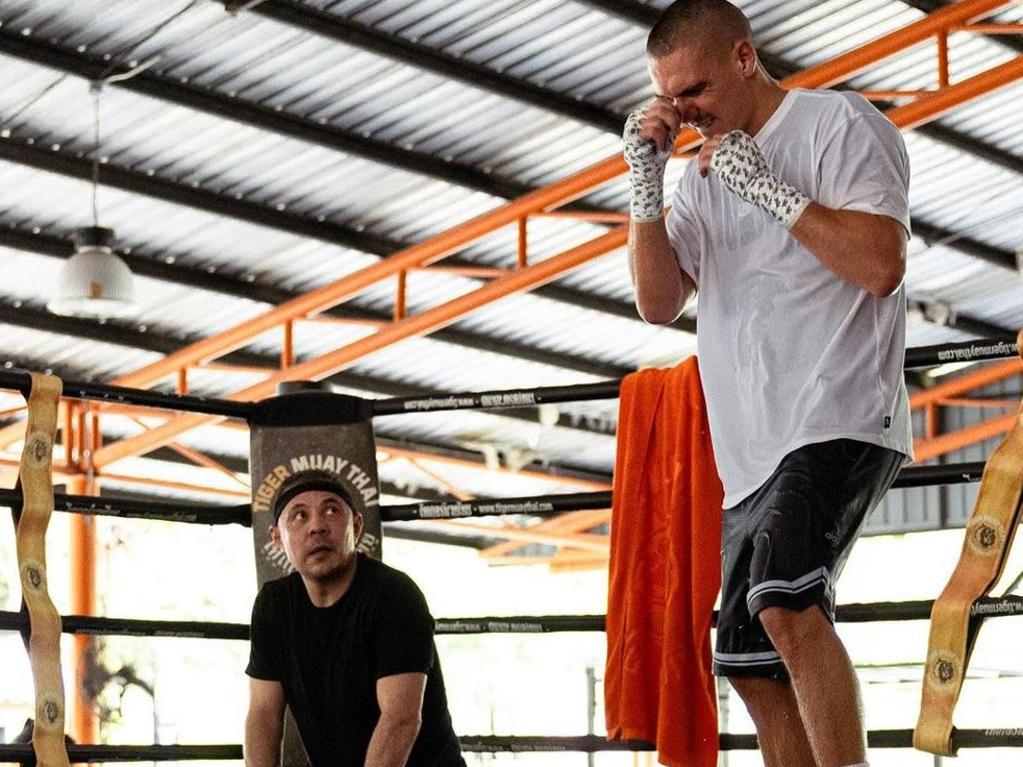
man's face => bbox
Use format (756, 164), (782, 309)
(648, 39), (748, 138)
(272, 489), (363, 582)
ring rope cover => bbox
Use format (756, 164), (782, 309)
(14, 372), (70, 767)
(914, 330), (1023, 756)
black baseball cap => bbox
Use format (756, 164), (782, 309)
(272, 470), (357, 525)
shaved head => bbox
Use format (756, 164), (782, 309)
(647, 0), (753, 59)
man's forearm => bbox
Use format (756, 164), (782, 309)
(244, 713), (283, 767)
(790, 204), (906, 297)
(364, 712), (421, 767)
(628, 218), (691, 324)
(699, 130), (906, 299)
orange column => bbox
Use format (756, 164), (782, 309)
(67, 473), (97, 745)
(68, 406), (99, 745)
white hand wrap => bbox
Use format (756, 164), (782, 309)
(623, 109), (677, 222)
(709, 130), (811, 229)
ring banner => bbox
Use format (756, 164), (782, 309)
(914, 331), (1023, 756)
(13, 373), (69, 767)
(248, 386), (380, 767)
(249, 386), (381, 577)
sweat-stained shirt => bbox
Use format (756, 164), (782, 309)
(666, 88), (913, 507)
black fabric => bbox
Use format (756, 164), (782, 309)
(246, 555), (464, 766)
(714, 439), (903, 679)
(249, 390), (374, 427)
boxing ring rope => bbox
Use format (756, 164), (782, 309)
(4, 727), (1023, 762)
(0, 337), (1015, 420)
(0, 459), (991, 527)
(3, 594), (1023, 641)
(4, 725), (1023, 762)
(1, 335), (1021, 759)
(2, 731), (1023, 760)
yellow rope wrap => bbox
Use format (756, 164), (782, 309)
(15, 372), (69, 767)
(914, 332), (1023, 756)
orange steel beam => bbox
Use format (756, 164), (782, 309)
(910, 358), (1022, 410)
(1, 410), (27, 447)
(914, 412), (1017, 462)
(482, 508), (612, 559)
(302, 315), (388, 329)
(1, 446), (591, 500)
(926, 403), (940, 440)
(4, 396), (604, 492)
(539, 210), (631, 224)
(938, 29), (951, 89)
(69, 406), (98, 746)
(430, 520), (610, 553)
(199, 361), (277, 375)
(785, 0), (1012, 87)
(99, 471), (251, 499)
(91, 228), (628, 468)
(125, 414), (250, 490)
(25, 399), (612, 493)
(911, 330), (1022, 459)
(937, 397), (1021, 409)
(92, 61), (1023, 469)
(99, 0), (1013, 396)
(91, 409), (101, 456)
(374, 445), (611, 491)
(486, 551), (609, 569)
(415, 265), (508, 279)
(517, 217), (528, 269)
(859, 90), (934, 99)
(67, 473), (97, 746)
(282, 320), (294, 369)
(76, 406), (87, 470)
(394, 271), (407, 321)
(547, 555), (609, 573)
(167, 443), (250, 489)
(406, 458), (473, 501)
(953, 23), (1023, 34)
(0, 452), (252, 500)
(882, 54), (1023, 131)
(61, 402), (74, 469)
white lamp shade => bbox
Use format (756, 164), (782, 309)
(48, 228), (138, 318)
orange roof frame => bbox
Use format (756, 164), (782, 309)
(103, 0), (1013, 393)
(86, 0), (1022, 468)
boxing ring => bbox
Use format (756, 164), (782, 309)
(1, 335), (1022, 762)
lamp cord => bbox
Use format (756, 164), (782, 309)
(91, 85), (101, 228)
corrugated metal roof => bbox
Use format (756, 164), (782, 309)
(0, 0), (1019, 547)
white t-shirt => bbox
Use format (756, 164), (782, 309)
(666, 88), (913, 508)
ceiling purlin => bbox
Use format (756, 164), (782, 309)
(0, 5), (1018, 308)
(237, 0), (624, 132)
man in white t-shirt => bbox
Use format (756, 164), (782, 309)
(624, 2), (913, 766)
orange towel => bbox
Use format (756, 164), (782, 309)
(605, 357), (724, 767)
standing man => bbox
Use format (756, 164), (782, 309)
(624, 2), (913, 766)
(244, 470), (465, 767)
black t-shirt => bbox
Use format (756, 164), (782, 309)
(246, 555), (464, 767)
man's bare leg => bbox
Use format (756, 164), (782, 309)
(728, 675), (816, 767)
(760, 605), (867, 767)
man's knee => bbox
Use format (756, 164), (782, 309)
(758, 604), (830, 659)
(728, 674), (783, 709)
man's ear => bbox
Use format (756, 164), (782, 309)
(270, 525), (283, 546)
(734, 39), (757, 78)
(353, 512), (365, 542)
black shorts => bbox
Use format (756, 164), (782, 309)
(713, 439), (904, 678)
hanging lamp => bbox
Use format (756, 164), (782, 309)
(48, 82), (137, 318)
